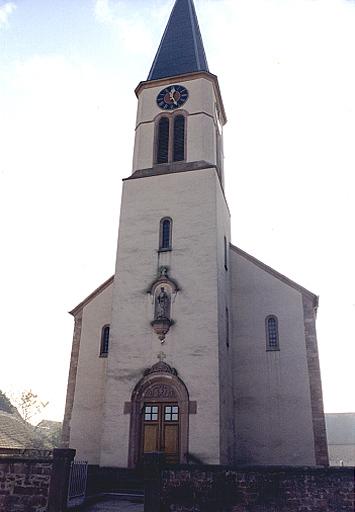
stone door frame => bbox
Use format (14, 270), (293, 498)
(128, 362), (189, 468)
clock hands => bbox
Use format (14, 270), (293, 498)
(169, 86), (178, 106)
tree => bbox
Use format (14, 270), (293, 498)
(35, 421), (63, 449)
(0, 390), (16, 414)
(15, 389), (49, 423)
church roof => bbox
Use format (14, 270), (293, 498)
(231, 244), (318, 306)
(69, 276), (114, 316)
(147, 0), (209, 81)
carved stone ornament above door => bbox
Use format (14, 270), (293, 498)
(144, 384), (177, 399)
(143, 359), (178, 377)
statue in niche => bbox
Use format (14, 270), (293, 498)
(155, 286), (171, 320)
(149, 268), (178, 342)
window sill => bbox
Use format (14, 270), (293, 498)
(158, 248), (172, 253)
(266, 348), (280, 352)
(99, 353), (108, 358)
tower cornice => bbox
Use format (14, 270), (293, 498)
(135, 71), (227, 126)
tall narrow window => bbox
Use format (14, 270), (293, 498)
(100, 325), (110, 357)
(173, 115), (185, 162)
(155, 113), (186, 164)
(224, 236), (228, 270)
(157, 117), (170, 164)
(266, 316), (280, 351)
(159, 217), (172, 251)
(226, 307), (230, 349)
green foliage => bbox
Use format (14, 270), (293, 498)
(47, 425), (62, 449)
(0, 390), (16, 414)
(32, 422), (63, 450)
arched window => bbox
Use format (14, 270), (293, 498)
(155, 114), (186, 164)
(157, 117), (170, 164)
(266, 315), (279, 351)
(100, 325), (110, 357)
(173, 115), (185, 162)
(159, 217), (172, 251)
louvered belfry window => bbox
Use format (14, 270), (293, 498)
(156, 114), (186, 164)
(173, 115), (185, 162)
(157, 117), (170, 164)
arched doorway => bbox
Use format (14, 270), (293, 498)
(128, 360), (189, 468)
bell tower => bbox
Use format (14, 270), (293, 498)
(132, 0), (226, 185)
(99, 0), (233, 467)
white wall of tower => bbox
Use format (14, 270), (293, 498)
(215, 185), (233, 464)
(99, 168), (230, 467)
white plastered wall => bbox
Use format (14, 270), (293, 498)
(215, 183), (233, 464)
(69, 284), (113, 464)
(230, 249), (316, 465)
(100, 168), (229, 467)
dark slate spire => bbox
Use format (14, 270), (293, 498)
(147, 0), (209, 81)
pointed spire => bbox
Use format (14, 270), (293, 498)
(147, 0), (209, 81)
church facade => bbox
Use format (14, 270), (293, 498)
(62, 0), (328, 468)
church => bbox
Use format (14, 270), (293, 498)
(62, 0), (328, 469)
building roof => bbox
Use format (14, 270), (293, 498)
(70, 243), (320, 316)
(326, 413), (355, 445)
(0, 411), (34, 449)
(147, 0), (209, 81)
(69, 275), (114, 316)
(231, 244), (318, 305)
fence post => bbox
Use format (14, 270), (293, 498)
(48, 448), (76, 512)
(144, 452), (165, 512)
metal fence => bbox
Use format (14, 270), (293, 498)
(67, 460), (88, 508)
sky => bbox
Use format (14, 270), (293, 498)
(0, 0), (354, 424)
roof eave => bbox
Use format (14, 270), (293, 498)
(230, 244), (319, 307)
(69, 275), (114, 317)
(135, 71), (227, 126)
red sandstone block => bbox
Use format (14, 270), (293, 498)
(40, 466), (52, 476)
(14, 486), (37, 495)
(12, 464), (25, 474)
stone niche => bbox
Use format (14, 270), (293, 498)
(149, 266), (179, 342)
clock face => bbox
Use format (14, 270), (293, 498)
(156, 85), (189, 110)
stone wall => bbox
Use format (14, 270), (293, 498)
(0, 457), (52, 512)
(151, 465), (354, 512)
(0, 448), (75, 512)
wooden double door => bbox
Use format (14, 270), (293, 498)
(141, 402), (180, 464)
